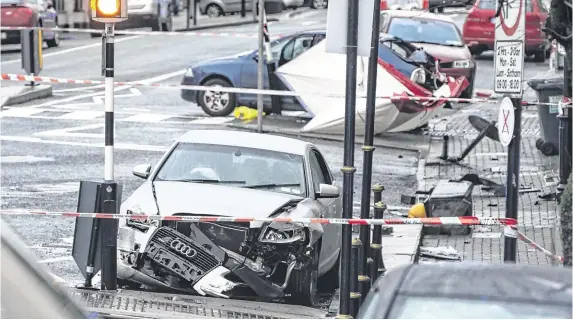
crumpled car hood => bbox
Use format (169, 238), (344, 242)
(127, 181), (303, 218)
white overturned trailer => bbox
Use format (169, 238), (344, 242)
(275, 40), (469, 135)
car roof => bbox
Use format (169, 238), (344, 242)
(382, 9), (456, 23)
(287, 29), (394, 41)
(176, 129), (312, 156)
(379, 262), (572, 304)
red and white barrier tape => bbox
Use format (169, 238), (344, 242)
(0, 26), (279, 39)
(0, 73), (562, 106)
(0, 210), (518, 226)
(515, 228), (564, 262)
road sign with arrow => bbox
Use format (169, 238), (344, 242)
(493, 0), (526, 95)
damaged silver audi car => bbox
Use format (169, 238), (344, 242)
(117, 129), (342, 306)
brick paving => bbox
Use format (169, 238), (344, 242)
(419, 101), (563, 265)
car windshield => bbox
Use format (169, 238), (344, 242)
(387, 17), (463, 47)
(478, 0), (533, 11)
(363, 296), (572, 319)
(155, 142), (306, 196)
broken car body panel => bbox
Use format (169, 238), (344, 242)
(116, 130), (341, 303)
(275, 40), (469, 135)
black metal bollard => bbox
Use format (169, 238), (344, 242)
(373, 201), (387, 279)
(440, 135), (449, 160)
(369, 183), (384, 286)
(350, 238), (361, 318)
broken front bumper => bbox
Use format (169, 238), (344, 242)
(117, 225), (289, 299)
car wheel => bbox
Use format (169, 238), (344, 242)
(287, 243), (319, 307)
(206, 4), (223, 17)
(437, 6), (444, 12)
(318, 250), (340, 292)
(533, 50), (546, 63)
(152, 18), (161, 31)
(197, 78), (236, 117)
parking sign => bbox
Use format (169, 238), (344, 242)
(493, 0), (526, 95)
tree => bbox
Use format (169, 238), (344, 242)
(560, 173), (572, 266)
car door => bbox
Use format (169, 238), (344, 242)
(239, 33), (317, 109)
(308, 148), (341, 273)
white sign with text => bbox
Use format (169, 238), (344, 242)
(494, 0), (526, 95)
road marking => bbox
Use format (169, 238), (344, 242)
(92, 87), (141, 104)
(0, 135), (168, 152)
(53, 84), (105, 93)
(1, 36), (143, 65)
(122, 113), (174, 122)
(35, 123), (104, 138)
(28, 85), (133, 108)
(188, 117), (235, 125)
(0, 107), (45, 117)
(58, 110), (103, 120)
(138, 69), (186, 83)
(1, 156), (55, 163)
(39, 256), (74, 264)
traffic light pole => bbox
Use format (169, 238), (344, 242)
(100, 23), (119, 291)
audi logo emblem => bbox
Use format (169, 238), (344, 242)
(170, 240), (198, 259)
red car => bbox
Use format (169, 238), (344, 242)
(1, 0), (59, 47)
(380, 10), (476, 98)
(462, 0), (549, 62)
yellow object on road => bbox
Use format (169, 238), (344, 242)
(233, 106), (264, 120)
(408, 203), (427, 218)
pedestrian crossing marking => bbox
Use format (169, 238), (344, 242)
(122, 113), (174, 123)
(59, 111), (103, 120)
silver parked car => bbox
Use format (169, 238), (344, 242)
(199, 0), (302, 17)
(116, 129), (342, 306)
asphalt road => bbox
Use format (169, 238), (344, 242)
(0, 8), (550, 285)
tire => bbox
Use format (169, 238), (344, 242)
(287, 243), (319, 307)
(437, 6), (444, 12)
(318, 250), (340, 292)
(206, 4), (223, 17)
(197, 78), (236, 117)
(533, 50), (546, 63)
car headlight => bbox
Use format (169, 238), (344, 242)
(410, 68), (426, 84)
(184, 67), (194, 77)
(258, 225), (306, 244)
(452, 60), (472, 68)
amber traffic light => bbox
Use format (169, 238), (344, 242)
(91, 0), (127, 23)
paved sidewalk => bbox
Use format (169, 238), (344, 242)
(419, 99), (563, 265)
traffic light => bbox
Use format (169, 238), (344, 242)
(91, 0), (127, 23)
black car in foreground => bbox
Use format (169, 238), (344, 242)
(358, 262), (572, 319)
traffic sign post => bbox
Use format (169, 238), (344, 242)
(494, 0), (525, 263)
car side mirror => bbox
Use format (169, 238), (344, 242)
(133, 164), (152, 179)
(317, 184), (340, 198)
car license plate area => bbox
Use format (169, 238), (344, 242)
(147, 242), (205, 284)
(1, 32), (6, 40)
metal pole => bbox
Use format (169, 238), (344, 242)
(350, 238), (361, 318)
(358, 0), (380, 302)
(186, 0), (190, 29)
(338, 0), (359, 315)
(100, 23), (118, 291)
(558, 46), (572, 196)
(252, 0), (258, 21)
(193, 0), (197, 26)
(503, 97), (521, 263)
(262, 11), (281, 115)
(241, 0), (246, 17)
(256, 0), (264, 132)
